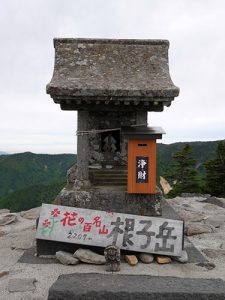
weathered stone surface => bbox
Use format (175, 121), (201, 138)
(202, 248), (225, 259)
(48, 273), (225, 300)
(139, 253), (154, 264)
(47, 38), (179, 111)
(0, 214), (17, 226)
(202, 196), (225, 209)
(172, 250), (188, 263)
(0, 209), (10, 214)
(205, 216), (225, 228)
(196, 262), (216, 270)
(67, 164), (77, 184)
(204, 203), (219, 210)
(156, 256), (172, 264)
(74, 249), (106, 265)
(8, 278), (37, 292)
(186, 223), (214, 236)
(56, 188), (162, 217)
(178, 210), (206, 223)
(20, 207), (41, 220)
(125, 255), (138, 266)
(56, 251), (79, 265)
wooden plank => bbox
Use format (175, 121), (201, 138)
(128, 139), (156, 194)
(36, 204), (184, 257)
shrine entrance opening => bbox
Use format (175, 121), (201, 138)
(101, 130), (121, 153)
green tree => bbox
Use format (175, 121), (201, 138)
(205, 141), (225, 197)
(165, 144), (202, 197)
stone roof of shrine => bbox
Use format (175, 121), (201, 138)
(46, 38), (179, 111)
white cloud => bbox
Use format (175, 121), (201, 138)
(0, 0), (225, 153)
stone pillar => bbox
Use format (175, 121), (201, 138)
(136, 111), (147, 125)
(77, 111), (89, 181)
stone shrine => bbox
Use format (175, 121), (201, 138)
(46, 38), (179, 217)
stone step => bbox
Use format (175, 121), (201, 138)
(90, 171), (128, 175)
(93, 178), (127, 182)
(93, 181), (127, 186)
(48, 273), (225, 300)
(92, 175), (127, 179)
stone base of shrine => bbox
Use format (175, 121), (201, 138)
(36, 185), (162, 256)
(53, 185), (162, 217)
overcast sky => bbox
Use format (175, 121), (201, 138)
(1, 0), (225, 154)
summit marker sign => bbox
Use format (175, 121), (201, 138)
(36, 204), (184, 257)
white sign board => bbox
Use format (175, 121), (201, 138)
(36, 204), (184, 257)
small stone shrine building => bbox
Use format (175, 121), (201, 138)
(47, 38), (179, 217)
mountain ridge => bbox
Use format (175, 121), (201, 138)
(0, 140), (223, 212)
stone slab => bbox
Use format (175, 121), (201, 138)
(36, 204), (184, 257)
(48, 273), (225, 300)
(56, 188), (162, 217)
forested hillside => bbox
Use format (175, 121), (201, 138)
(0, 152), (76, 211)
(0, 140), (223, 212)
(156, 140), (221, 183)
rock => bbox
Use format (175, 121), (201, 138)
(0, 229), (7, 236)
(56, 251), (80, 265)
(106, 165), (113, 169)
(182, 204), (191, 208)
(204, 216), (225, 228)
(156, 255), (172, 264)
(89, 163), (102, 169)
(202, 196), (225, 209)
(124, 255), (138, 266)
(0, 209), (10, 214)
(0, 214), (17, 226)
(8, 278), (37, 292)
(139, 253), (154, 264)
(67, 164), (77, 184)
(178, 211), (206, 223)
(173, 250), (188, 263)
(202, 249), (225, 259)
(74, 249), (106, 265)
(203, 203), (218, 210)
(186, 224), (214, 236)
(0, 271), (9, 278)
(196, 262), (216, 270)
(20, 207), (41, 220)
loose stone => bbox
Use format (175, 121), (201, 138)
(139, 253), (154, 264)
(0, 271), (9, 278)
(20, 207), (41, 220)
(173, 250), (188, 263)
(186, 224), (214, 236)
(196, 262), (216, 270)
(56, 251), (80, 265)
(156, 255), (172, 264)
(124, 255), (138, 266)
(74, 248), (106, 265)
